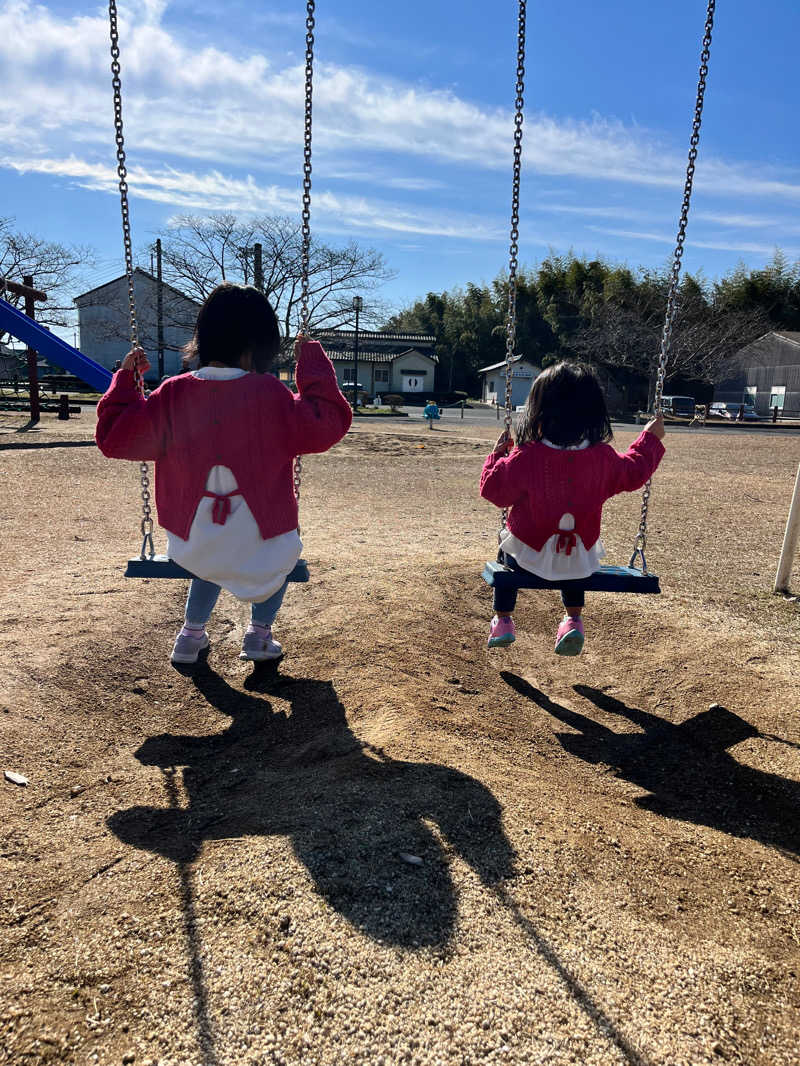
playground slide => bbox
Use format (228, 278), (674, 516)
(0, 297), (112, 393)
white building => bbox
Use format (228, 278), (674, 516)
(75, 268), (200, 381)
(281, 329), (439, 398)
(478, 357), (540, 408)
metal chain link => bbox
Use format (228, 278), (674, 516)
(631, 0), (715, 572)
(109, 1), (154, 559)
(299, 1), (315, 335)
(499, 0), (526, 539)
(293, 0), (315, 516)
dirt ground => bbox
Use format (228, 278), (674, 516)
(1, 410), (799, 1066)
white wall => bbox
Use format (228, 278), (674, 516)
(76, 273), (198, 379)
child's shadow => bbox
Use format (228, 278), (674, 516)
(109, 665), (515, 946)
(502, 672), (800, 859)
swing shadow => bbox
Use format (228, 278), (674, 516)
(501, 672), (800, 859)
(108, 664), (516, 948)
(108, 668), (669, 1066)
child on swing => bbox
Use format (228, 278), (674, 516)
(480, 361), (665, 655)
(96, 283), (352, 665)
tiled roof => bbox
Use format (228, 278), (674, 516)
(317, 328), (436, 344)
(329, 347), (437, 365)
(276, 346), (438, 369)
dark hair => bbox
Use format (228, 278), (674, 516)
(515, 361), (612, 448)
(182, 283), (281, 374)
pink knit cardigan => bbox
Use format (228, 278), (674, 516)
(480, 430), (665, 552)
(95, 340), (352, 541)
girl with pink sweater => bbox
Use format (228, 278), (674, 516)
(480, 361), (665, 656)
(96, 283), (352, 666)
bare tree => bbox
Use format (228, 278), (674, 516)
(572, 274), (768, 393)
(152, 214), (394, 346)
(0, 217), (94, 341)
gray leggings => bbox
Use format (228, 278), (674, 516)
(185, 577), (288, 628)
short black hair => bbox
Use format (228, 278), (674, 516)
(515, 361), (612, 448)
(183, 282), (281, 374)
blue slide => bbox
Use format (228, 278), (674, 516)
(0, 296), (112, 392)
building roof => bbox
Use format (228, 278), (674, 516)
(772, 331), (800, 346)
(317, 328), (436, 344)
(75, 267), (200, 308)
(477, 356), (538, 374)
(277, 346), (436, 369)
(328, 347), (436, 365)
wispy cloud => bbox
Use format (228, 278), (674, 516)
(588, 225), (798, 257)
(7, 155), (507, 241)
(3, 0), (800, 206)
(2, 0), (800, 277)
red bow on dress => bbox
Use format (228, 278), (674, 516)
(202, 490), (242, 525)
(555, 528), (577, 556)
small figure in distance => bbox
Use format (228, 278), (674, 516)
(423, 400), (441, 426)
(480, 362), (666, 657)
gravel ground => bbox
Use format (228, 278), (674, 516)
(1, 411), (798, 1065)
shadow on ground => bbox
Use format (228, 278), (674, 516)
(502, 672), (800, 859)
(109, 663), (516, 947)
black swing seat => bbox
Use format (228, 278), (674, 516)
(125, 555), (310, 583)
(482, 559), (660, 595)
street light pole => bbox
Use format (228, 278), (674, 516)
(352, 295), (363, 412)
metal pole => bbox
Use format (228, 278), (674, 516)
(253, 243), (263, 293)
(774, 462), (800, 594)
(156, 238), (164, 380)
(23, 275), (40, 426)
(352, 300), (360, 412)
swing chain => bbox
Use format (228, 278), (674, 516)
(299, 1), (315, 336)
(292, 0), (314, 519)
(631, 0), (715, 571)
(108, 0), (138, 356)
(109, 0), (154, 558)
(500, 0), (526, 538)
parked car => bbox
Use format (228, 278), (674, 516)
(661, 395), (696, 418)
(708, 402), (762, 422)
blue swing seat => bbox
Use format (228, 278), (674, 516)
(482, 559), (660, 595)
(125, 555), (310, 583)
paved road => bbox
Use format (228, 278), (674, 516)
(400, 406), (800, 436)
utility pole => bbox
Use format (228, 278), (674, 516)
(23, 275), (42, 426)
(352, 296), (363, 412)
(156, 238), (165, 379)
(253, 243), (263, 293)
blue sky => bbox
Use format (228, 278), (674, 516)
(2, 0), (800, 322)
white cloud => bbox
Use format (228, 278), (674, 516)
(588, 225), (799, 257)
(3, 0), (800, 206)
(6, 154), (507, 241)
(2, 0), (800, 273)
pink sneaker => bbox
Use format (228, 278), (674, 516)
(555, 615), (584, 656)
(488, 614), (516, 648)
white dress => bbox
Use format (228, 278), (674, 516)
(166, 366), (302, 602)
(499, 438), (605, 581)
